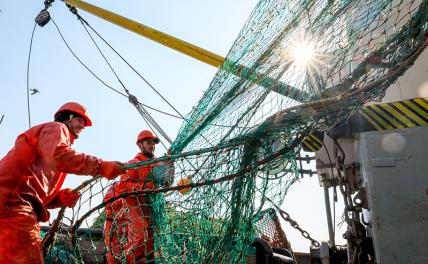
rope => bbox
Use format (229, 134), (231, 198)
(26, 23), (37, 128)
(51, 18), (127, 97)
(77, 15), (186, 120)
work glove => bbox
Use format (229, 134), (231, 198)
(151, 160), (175, 187)
(154, 148), (175, 187)
(177, 177), (192, 195)
(100, 161), (126, 180)
(58, 188), (80, 207)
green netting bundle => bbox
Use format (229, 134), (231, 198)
(46, 0), (428, 263)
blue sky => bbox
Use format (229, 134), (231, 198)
(0, 0), (345, 251)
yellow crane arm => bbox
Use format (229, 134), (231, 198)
(64, 0), (224, 67)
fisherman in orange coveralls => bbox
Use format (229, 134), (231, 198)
(104, 130), (173, 264)
(0, 102), (125, 264)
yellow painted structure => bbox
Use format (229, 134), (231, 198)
(64, 0), (225, 68)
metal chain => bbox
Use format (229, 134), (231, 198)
(333, 139), (364, 263)
(277, 207), (320, 248)
(260, 190), (320, 248)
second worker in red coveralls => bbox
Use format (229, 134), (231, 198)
(0, 102), (126, 264)
(104, 130), (173, 264)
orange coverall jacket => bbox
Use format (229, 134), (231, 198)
(104, 153), (158, 264)
(0, 122), (103, 263)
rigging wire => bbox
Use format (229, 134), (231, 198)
(76, 17), (173, 144)
(51, 18), (127, 97)
(26, 23), (37, 128)
(78, 17), (129, 95)
(77, 15), (186, 120)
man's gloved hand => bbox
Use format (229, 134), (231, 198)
(100, 161), (125, 180)
(58, 188), (80, 207)
(162, 148), (175, 187)
(151, 160), (175, 187)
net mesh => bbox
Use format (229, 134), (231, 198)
(253, 208), (291, 250)
(45, 0), (428, 263)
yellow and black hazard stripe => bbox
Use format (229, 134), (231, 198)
(359, 97), (428, 131)
(301, 131), (324, 152)
(304, 97), (428, 152)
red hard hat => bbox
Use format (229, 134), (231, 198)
(54, 102), (92, 126)
(136, 130), (160, 145)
